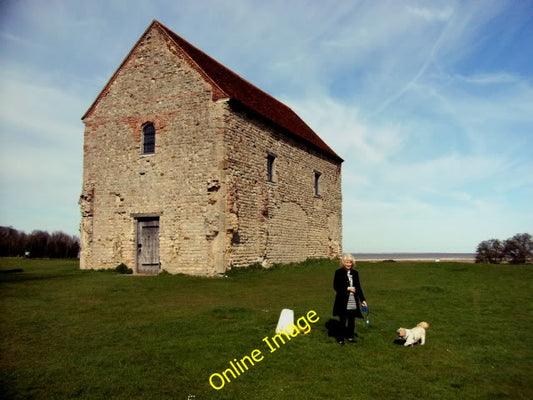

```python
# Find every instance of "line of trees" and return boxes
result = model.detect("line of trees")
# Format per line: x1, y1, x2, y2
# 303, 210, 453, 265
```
475, 233, 532, 264
0, 226, 79, 259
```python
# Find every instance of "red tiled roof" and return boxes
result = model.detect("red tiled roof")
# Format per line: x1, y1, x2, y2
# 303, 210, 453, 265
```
84, 20, 342, 163
156, 21, 342, 163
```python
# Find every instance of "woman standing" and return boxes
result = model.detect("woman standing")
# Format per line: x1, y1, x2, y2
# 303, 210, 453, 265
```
333, 254, 367, 345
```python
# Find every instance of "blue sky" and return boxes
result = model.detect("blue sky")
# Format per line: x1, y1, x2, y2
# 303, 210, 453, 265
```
0, 0, 531, 252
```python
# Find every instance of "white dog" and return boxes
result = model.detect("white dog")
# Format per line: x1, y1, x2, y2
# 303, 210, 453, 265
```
397, 322, 429, 346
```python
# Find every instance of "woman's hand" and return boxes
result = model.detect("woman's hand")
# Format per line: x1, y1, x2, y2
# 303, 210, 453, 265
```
347, 286, 356, 293
361, 301, 368, 307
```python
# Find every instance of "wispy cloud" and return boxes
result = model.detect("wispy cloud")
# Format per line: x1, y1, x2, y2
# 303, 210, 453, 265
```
288, 96, 407, 166
0, 0, 531, 251
454, 72, 521, 85
0, 67, 84, 234
406, 5, 453, 22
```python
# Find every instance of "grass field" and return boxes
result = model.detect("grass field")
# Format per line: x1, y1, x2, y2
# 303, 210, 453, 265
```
1, 257, 532, 400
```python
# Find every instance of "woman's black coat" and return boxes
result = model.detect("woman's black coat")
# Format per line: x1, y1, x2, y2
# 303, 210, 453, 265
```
333, 267, 366, 318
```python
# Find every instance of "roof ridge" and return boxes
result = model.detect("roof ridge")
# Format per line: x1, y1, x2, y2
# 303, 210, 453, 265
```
155, 21, 257, 91
153, 20, 341, 162
155, 20, 285, 105
153, 20, 229, 100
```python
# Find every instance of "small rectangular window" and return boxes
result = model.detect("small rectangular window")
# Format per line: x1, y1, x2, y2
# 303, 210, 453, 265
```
142, 123, 156, 154
267, 153, 276, 183
314, 171, 321, 197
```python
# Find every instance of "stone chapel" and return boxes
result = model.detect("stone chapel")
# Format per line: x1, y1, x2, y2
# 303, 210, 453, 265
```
79, 20, 343, 275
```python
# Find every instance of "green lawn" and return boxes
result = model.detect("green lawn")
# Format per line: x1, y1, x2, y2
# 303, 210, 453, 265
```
1, 257, 532, 399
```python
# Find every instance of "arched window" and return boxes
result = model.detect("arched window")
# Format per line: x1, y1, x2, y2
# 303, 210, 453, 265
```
267, 153, 276, 183
142, 123, 155, 154
314, 171, 321, 197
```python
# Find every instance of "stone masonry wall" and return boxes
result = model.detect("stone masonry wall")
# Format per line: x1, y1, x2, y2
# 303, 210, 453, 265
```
80, 25, 227, 275
80, 24, 342, 276
222, 104, 342, 268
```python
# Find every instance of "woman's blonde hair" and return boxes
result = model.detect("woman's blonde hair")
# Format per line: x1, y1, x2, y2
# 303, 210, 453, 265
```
340, 253, 356, 266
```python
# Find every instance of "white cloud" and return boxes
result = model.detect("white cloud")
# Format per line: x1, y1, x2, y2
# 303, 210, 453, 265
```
0, 0, 531, 252
386, 153, 506, 190
0, 67, 85, 235
455, 72, 521, 85
0, 77, 84, 140
288, 96, 407, 165
406, 5, 454, 22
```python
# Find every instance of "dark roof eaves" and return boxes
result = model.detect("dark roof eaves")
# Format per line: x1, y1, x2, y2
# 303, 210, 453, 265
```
227, 99, 344, 164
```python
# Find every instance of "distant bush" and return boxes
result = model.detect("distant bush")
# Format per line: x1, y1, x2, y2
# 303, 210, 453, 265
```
503, 233, 533, 264
115, 263, 133, 274
475, 239, 505, 264
475, 233, 532, 264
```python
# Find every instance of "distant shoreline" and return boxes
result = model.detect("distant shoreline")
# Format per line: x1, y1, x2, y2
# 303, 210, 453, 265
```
352, 253, 475, 262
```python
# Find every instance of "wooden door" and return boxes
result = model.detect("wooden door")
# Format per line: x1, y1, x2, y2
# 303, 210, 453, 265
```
136, 217, 160, 274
